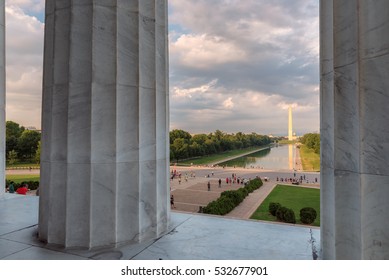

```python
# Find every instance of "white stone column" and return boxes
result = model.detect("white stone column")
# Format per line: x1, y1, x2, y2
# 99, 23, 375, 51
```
0, 1, 4, 198
39, 0, 169, 248
321, 0, 389, 259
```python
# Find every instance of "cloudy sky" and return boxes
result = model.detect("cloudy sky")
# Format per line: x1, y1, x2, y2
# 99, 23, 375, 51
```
6, 0, 319, 136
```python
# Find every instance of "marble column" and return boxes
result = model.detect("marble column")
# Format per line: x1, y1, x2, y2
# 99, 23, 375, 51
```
321, 0, 389, 259
0, 1, 4, 198
39, 0, 170, 248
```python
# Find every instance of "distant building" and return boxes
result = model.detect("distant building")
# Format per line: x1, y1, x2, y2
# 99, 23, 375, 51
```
25, 126, 41, 133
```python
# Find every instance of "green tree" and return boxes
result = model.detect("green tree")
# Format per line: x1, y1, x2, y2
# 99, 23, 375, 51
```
171, 138, 189, 162
301, 133, 320, 154
8, 150, 18, 165
168, 129, 271, 161
189, 142, 204, 157
169, 129, 191, 144
204, 138, 217, 155
35, 141, 41, 163
6, 121, 25, 156
214, 129, 225, 141
17, 130, 41, 160
191, 134, 207, 145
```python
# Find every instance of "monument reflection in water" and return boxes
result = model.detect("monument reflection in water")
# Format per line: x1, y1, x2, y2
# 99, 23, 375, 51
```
221, 144, 296, 170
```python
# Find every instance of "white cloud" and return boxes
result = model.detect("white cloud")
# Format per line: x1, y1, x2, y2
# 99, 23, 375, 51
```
173, 79, 218, 98
170, 34, 247, 69
6, 5, 44, 128
223, 97, 234, 109
7, 0, 45, 13
169, 0, 320, 135
3, 1, 319, 135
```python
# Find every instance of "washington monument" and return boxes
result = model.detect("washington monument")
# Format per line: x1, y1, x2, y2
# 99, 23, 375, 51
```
288, 106, 293, 140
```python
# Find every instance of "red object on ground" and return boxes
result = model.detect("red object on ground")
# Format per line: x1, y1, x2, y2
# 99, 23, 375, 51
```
16, 187, 28, 195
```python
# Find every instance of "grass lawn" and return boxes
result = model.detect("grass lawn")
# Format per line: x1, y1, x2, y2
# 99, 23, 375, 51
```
250, 184, 320, 226
299, 145, 320, 171
176, 146, 268, 166
6, 174, 40, 183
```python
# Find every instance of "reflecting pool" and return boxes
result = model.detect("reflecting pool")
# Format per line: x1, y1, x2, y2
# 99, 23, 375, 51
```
220, 144, 297, 170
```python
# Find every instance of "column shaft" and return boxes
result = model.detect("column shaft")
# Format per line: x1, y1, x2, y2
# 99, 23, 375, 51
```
321, 0, 389, 259
39, 0, 169, 248
0, 0, 4, 198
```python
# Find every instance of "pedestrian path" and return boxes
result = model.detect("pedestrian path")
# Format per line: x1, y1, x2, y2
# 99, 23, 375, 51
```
226, 181, 277, 219
170, 166, 320, 219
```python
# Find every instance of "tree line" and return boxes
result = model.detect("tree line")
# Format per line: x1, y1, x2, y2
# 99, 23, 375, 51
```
170, 129, 271, 162
6, 121, 41, 164
300, 133, 320, 154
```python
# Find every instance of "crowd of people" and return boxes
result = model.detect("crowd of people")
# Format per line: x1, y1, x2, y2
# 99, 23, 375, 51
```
276, 174, 318, 185
5, 182, 30, 195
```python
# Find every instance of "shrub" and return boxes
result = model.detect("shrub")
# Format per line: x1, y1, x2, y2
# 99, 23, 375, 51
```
276, 206, 288, 221
300, 207, 317, 224
283, 208, 296, 224
221, 190, 245, 205
203, 196, 235, 215
202, 178, 263, 215
275, 206, 296, 224
269, 202, 281, 216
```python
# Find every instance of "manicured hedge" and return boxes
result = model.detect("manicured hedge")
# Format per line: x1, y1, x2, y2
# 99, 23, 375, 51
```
269, 202, 315, 224
300, 207, 317, 224
269, 202, 282, 216
275, 205, 296, 224
202, 178, 263, 215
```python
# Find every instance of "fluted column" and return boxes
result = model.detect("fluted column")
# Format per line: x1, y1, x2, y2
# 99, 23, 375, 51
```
321, 0, 389, 259
0, 1, 4, 198
39, 0, 169, 248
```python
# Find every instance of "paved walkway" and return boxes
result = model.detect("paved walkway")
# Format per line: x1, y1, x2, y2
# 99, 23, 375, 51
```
5, 157, 317, 220
0, 195, 320, 260
170, 165, 320, 219
226, 181, 276, 219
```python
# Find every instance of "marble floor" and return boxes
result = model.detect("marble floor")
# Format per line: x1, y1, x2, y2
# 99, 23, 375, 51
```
0, 194, 320, 260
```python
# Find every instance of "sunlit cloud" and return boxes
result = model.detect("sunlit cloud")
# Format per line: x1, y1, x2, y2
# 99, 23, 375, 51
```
6, 4, 44, 128
171, 34, 247, 69
169, 0, 319, 135
5, 1, 319, 136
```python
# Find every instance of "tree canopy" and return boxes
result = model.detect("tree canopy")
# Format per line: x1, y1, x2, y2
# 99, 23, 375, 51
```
300, 133, 320, 154
169, 129, 271, 162
6, 121, 41, 162
6, 121, 25, 155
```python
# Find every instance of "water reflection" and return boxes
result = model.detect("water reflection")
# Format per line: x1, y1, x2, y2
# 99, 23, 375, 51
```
289, 144, 293, 170
220, 144, 296, 170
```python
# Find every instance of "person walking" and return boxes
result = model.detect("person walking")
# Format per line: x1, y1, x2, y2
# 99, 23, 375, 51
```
207, 181, 211, 191
170, 194, 176, 209
218, 178, 221, 188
